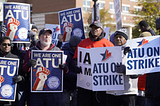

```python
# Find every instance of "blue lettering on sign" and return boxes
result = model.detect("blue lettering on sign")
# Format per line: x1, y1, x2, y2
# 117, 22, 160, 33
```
127, 47, 160, 58
127, 58, 160, 70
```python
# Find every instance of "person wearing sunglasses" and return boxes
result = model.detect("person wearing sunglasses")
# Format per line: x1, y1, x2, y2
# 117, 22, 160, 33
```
0, 36, 25, 106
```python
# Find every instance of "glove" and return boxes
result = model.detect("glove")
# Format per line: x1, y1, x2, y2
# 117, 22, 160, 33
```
124, 47, 131, 55
116, 65, 126, 74
75, 66, 82, 74
27, 59, 36, 67
0, 25, 7, 34
28, 30, 37, 42
13, 75, 25, 83
59, 64, 67, 70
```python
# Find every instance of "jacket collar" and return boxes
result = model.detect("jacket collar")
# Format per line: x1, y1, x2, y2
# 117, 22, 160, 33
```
89, 31, 105, 41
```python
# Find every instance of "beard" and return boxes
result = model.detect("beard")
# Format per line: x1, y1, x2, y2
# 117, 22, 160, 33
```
40, 37, 52, 46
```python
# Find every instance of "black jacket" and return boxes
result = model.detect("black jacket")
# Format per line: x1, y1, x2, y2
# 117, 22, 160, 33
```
145, 72, 160, 98
62, 43, 77, 91
0, 50, 18, 58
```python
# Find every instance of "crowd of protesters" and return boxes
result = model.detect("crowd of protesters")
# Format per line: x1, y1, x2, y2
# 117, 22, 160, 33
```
0, 17, 160, 106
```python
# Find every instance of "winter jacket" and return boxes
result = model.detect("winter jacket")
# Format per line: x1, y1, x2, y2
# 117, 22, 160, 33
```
106, 43, 138, 95
73, 31, 114, 59
22, 41, 60, 73
138, 74, 146, 91
62, 43, 77, 91
0, 50, 18, 58
145, 72, 160, 98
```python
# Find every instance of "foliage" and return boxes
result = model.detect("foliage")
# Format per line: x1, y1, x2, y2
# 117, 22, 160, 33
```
132, 0, 160, 38
87, 8, 114, 28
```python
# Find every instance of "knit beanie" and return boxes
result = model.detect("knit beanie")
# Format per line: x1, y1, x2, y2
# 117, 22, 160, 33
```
69, 36, 82, 47
115, 28, 128, 40
155, 17, 160, 26
31, 25, 38, 30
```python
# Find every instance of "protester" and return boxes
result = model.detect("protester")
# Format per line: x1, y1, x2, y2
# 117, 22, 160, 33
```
73, 21, 114, 106
59, 35, 82, 106
135, 32, 152, 106
155, 17, 160, 35
106, 28, 138, 106
29, 24, 39, 47
138, 20, 156, 36
22, 28, 63, 106
0, 36, 24, 106
144, 18, 160, 106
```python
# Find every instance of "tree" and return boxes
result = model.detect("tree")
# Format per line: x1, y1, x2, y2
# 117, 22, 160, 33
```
84, 8, 114, 38
132, 0, 160, 38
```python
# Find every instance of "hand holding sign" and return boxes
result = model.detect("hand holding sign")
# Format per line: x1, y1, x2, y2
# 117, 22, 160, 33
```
0, 75, 4, 87
6, 18, 20, 40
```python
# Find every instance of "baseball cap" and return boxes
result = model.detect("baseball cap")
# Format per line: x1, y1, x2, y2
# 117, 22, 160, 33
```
38, 28, 52, 36
89, 21, 102, 28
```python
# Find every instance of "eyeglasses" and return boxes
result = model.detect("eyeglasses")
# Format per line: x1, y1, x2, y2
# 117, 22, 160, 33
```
2, 43, 11, 46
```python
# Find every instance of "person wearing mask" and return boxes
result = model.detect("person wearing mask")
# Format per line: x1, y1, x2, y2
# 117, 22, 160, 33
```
106, 28, 138, 106
73, 21, 114, 106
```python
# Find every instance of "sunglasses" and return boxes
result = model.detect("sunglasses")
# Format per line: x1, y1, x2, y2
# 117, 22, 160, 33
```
2, 43, 11, 46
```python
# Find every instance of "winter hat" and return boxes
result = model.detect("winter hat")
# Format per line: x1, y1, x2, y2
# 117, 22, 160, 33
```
39, 28, 52, 36
31, 25, 38, 30
155, 17, 160, 26
89, 21, 102, 29
115, 28, 128, 40
139, 20, 149, 27
69, 36, 82, 47
109, 33, 116, 45
139, 32, 152, 37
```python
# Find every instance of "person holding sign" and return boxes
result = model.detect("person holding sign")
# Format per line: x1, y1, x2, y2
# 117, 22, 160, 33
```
106, 28, 138, 106
22, 28, 62, 106
0, 36, 24, 106
73, 21, 114, 106
144, 18, 160, 106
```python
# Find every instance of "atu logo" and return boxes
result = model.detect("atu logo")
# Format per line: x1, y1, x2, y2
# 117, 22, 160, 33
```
137, 39, 149, 47
101, 49, 111, 61
53, 26, 60, 33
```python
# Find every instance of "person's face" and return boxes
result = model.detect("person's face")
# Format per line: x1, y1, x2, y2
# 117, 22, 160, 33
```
32, 28, 38, 39
114, 35, 127, 46
0, 39, 11, 54
91, 25, 102, 39
39, 31, 52, 46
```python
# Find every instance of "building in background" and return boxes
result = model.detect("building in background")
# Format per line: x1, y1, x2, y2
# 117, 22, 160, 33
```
0, 0, 141, 39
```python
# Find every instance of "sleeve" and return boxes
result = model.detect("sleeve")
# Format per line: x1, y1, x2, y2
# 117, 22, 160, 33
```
22, 49, 31, 73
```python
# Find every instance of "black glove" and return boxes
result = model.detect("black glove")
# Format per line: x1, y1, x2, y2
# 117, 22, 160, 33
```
75, 66, 82, 74
116, 65, 126, 74
13, 75, 25, 83
124, 47, 131, 55
27, 59, 36, 67
59, 64, 67, 70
